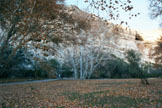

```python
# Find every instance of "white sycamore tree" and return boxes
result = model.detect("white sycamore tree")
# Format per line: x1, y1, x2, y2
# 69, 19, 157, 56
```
55, 22, 112, 79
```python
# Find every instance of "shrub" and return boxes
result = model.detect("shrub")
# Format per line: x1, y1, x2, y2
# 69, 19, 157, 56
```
0, 47, 32, 78
32, 58, 60, 79
146, 67, 162, 78
135, 32, 143, 41
61, 64, 73, 78
91, 58, 138, 79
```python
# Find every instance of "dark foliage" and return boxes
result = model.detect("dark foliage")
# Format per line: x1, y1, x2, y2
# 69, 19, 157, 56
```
0, 47, 32, 78
135, 32, 143, 41
91, 58, 141, 79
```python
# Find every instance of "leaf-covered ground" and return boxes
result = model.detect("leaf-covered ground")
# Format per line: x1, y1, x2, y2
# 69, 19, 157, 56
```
0, 79, 162, 108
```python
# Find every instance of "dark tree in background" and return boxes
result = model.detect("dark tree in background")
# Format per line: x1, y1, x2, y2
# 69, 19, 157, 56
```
0, 47, 32, 78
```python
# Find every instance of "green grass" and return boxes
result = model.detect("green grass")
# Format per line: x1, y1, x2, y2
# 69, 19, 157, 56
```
63, 90, 109, 100
63, 91, 152, 107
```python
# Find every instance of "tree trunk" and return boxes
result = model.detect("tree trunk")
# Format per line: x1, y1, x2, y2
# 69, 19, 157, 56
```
80, 46, 83, 79
139, 70, 149, 85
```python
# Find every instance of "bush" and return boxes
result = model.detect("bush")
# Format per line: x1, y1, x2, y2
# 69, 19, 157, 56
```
135, 32, 143, 41
91, 54, 153, 79
146, 67, 162, 78
0, 47, 32, 78
32, 59, 60, 79
61, 64, 73, 78
91, 58, 141, 79
32, 58, 74, 79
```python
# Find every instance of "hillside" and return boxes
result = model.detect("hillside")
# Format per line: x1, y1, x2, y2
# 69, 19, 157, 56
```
1, 4, 161, 79
26, 5, 159, 63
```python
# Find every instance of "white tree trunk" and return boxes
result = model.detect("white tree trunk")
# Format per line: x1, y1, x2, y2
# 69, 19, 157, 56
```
79, 45, 83, 79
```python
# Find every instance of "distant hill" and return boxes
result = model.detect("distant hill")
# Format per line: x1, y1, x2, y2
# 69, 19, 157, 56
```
25, 5, 161, 63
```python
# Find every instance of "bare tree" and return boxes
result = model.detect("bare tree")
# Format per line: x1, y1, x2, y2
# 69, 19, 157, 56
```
57, 44, 107, 79
54, 22, 111, 79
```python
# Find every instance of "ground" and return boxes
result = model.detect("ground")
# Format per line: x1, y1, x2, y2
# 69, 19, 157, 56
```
0, 79, 162, 108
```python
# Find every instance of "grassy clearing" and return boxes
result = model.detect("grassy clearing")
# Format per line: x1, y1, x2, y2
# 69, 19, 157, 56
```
0, 79, 162, 108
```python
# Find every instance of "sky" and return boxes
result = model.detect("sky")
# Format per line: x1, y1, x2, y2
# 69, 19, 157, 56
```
65, 0, 160, 31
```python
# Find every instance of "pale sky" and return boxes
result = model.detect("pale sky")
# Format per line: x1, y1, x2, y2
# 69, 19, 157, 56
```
65, 0, 160, 31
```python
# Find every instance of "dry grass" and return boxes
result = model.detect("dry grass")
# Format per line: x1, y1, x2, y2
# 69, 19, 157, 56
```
0, 79, 162, 108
